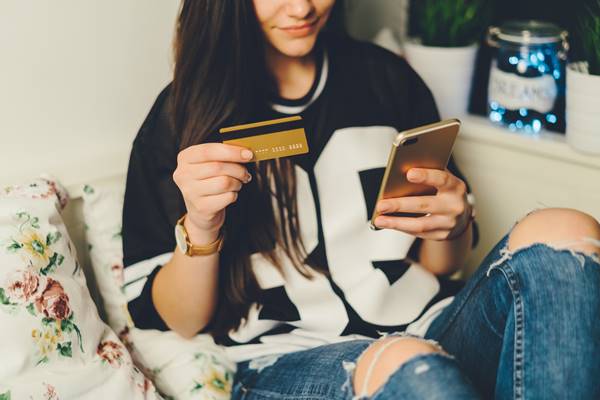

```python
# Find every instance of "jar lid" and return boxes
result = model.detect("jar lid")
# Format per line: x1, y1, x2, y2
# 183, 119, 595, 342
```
495, 20, 566, 45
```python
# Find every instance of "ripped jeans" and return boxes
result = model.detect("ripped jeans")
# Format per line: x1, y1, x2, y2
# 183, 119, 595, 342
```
232, 233, 600, 399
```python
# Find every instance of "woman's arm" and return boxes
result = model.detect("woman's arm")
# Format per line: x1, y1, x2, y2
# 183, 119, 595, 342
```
418, 220, 472, 276
152, 224, 221, 338
373, 167, 474, 276
379, 55, 475, 274
152, 143, 253, 338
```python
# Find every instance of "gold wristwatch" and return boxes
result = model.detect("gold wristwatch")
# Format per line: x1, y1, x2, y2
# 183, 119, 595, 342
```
174, 214, 225, 256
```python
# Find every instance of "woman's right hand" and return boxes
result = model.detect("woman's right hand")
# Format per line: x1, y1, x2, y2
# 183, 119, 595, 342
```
172, 143, 254, 241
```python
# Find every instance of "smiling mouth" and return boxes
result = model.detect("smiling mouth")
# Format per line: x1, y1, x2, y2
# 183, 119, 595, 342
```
280, 17, 320, 31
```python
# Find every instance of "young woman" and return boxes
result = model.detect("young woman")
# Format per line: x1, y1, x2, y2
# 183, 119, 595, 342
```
122, 1, 600, 398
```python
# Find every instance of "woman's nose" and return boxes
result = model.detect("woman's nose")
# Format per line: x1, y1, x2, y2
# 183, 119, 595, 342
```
285, 0, 315, 20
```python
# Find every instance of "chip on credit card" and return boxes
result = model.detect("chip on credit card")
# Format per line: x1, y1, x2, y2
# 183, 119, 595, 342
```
219, 116, 309, 161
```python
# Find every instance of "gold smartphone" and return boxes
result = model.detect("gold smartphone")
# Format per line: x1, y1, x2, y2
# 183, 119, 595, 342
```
369, 118, 461, 230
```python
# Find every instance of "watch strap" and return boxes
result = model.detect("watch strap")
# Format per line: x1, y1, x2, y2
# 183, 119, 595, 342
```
176, 214, 225, 256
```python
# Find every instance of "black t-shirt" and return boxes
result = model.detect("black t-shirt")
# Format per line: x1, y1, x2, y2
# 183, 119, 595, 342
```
122, 33, 477, 362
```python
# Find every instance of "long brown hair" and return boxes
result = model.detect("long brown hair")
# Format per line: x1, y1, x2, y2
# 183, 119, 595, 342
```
170, 1, 343, 339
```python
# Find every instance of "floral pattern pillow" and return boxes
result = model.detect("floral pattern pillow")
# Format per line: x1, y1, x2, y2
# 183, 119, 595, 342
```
81, 183, 235, 400
0, 176, 161, 400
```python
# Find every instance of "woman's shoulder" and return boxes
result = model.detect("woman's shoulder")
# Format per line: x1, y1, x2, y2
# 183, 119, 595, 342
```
324, 33, 428, 98
133, 83, 178, 150
324, 33, 435, 123
326, 33, 416, 76
130, 83, 179, 167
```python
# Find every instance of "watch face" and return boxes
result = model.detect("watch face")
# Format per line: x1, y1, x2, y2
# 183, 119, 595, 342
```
174, 224, 188, 254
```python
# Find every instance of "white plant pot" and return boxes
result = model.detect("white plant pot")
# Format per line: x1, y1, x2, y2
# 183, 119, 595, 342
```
403, 41, 478, 120
566, 65, 600, 155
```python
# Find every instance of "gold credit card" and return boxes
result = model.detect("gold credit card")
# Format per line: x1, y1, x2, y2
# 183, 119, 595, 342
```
219, 116, 309, 161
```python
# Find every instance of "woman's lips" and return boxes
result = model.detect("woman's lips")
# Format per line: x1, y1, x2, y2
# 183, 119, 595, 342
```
279, 18, 319, 38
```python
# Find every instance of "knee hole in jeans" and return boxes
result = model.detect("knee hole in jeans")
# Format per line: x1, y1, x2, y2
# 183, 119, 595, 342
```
507, 208, 600, 257
353, 337, 443, 397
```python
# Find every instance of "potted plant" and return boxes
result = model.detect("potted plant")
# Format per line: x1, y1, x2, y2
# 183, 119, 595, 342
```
566, 0, 600, 155
404, 0, 493, 119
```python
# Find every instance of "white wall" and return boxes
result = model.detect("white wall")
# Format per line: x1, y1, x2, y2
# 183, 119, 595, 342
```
344, 0, 409, 47
0, 1, 179, 188
0, 0, 412, 189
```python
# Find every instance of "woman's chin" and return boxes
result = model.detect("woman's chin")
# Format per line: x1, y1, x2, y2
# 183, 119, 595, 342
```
271, 36, 318, 59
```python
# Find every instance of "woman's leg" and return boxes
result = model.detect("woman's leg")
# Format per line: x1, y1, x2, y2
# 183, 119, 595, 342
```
232, 337, 481, 399
425, 208, 600, 399
232, 340, 370, 400
351, 336, 481, 399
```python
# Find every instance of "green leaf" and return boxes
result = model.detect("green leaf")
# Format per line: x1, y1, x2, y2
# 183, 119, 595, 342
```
211, 378, 226, 390
6, 240, 22, 252
26, 302, 36, 316
73, 323, 84, 352
73, 261, 80, 276
30, 217, 40, 229
42, 317, 54, 326
46, 231, 62, 246
36, 356, 49, 366
0, 390, 11, 400
41, 253, 59, 275
61, 318, 73, 333
0, 288, 10, 306
191, 381, 204, 393
416, 0, 492, 46
58, 341, 73, 357
579, 0, 600, 75
31, 240, 45, 255
83, 184, 95, 195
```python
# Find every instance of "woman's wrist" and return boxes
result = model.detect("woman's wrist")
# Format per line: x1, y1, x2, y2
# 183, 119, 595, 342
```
448, 202, 475, 241
183, 216, 222, 246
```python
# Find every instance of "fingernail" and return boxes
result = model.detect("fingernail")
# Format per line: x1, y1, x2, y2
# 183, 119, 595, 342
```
245, 173, 252, 183
242, 150, 254, 160
407, 169, 421, 181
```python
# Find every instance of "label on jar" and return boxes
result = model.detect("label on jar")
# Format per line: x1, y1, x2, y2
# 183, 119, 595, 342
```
488, 65, 557, 113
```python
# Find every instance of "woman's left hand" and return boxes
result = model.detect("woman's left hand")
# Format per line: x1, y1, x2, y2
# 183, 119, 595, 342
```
373, 168, 472, 241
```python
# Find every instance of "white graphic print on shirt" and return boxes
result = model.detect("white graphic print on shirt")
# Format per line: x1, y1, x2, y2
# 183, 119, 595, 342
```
227, 127, 441, 360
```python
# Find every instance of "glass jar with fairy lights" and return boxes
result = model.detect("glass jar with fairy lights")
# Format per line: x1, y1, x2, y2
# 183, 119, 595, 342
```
487, 20, 569, 134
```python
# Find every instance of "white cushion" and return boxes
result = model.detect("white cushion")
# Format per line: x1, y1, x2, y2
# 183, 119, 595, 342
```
81, 182, 235, 400
0, 175, 160, 399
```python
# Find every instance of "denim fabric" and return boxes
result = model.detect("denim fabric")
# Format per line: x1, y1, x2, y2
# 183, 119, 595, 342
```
233, 341, 479, 400
425, 233, 600, 400
232, 233, 600, 399
234, 340, 371, 399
